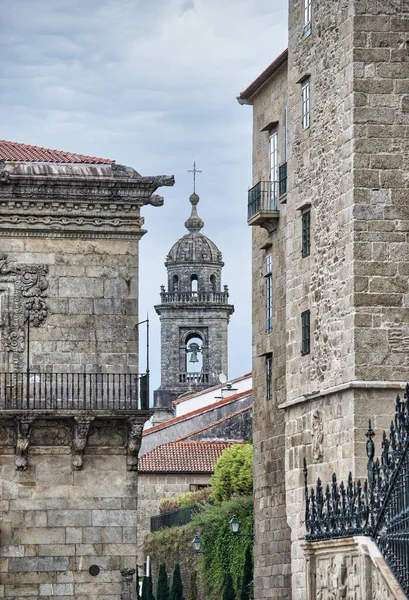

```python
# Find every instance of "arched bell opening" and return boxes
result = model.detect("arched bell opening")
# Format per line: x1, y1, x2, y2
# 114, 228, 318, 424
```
185, 331, 203, 373
190, 274, 198, 296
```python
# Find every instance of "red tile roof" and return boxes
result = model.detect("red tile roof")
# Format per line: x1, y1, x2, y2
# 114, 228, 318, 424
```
0, 140, 114, 164
138, 441, 237, 473
237, 48, 288, 104
143, 389, 253, 436
173, 405, 253, 442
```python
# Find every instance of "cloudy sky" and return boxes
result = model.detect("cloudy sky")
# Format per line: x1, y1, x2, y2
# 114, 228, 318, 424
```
1, 0, 287, 393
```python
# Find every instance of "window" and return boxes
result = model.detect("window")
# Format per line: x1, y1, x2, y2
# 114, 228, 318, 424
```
302, 80, 310, 130
265, 253, 273, 334
191, 274, 198, 295
302, 210, 311, 257
301, 310, 311, 355
189, 483, 210, 492
266, 354, 272, 401
210, 274, 216, 293
172, 275, 179, 291
269, 131, 278, 208
304, 0, 312, 37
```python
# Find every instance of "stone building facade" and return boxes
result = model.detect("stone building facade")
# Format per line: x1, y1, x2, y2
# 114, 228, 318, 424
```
154, 192, 234, 408
238, 1, 409, 598
0, 140, 174, 599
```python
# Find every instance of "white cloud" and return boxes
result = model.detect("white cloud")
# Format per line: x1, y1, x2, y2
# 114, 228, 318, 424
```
0, 0, 288, 390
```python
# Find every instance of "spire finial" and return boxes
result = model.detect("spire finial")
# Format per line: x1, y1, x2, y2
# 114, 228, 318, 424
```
187, 160, 202, 194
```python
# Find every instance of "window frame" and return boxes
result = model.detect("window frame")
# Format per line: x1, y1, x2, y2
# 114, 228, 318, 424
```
301, 310, 311, 356
304, 0, 312, 37
301, 80, 310, 130
269, 130, 279, 207
302, 209, 311, 258
266, 354, 273, 401
265, 253, 273, 335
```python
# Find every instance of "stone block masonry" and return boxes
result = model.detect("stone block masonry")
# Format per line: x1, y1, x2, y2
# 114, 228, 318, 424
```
0, 417, 145, 600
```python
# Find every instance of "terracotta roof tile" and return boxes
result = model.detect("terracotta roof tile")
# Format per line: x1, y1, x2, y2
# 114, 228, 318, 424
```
138, 441, 237, 473
143, 389, 252, 436
0, 140, 114, 164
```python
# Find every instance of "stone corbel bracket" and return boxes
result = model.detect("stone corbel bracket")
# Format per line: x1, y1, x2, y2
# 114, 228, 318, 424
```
15, 417, 34, 471
126, 418, 144, 471
72, 417, 94, 471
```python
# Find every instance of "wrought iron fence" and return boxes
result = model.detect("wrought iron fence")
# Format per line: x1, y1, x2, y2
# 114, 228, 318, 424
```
304, 384, 409, 596
150, 505, 200, 532
247, 181, 278, 218
0, 371, 149, 411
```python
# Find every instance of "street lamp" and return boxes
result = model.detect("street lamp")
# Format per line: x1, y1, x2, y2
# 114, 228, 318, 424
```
229, 515, 241, 535
229, 515, 254, 539
192, 534, 203, 553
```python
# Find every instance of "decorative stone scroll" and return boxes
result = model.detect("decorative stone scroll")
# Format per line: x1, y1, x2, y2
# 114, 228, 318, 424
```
311, 410, 324, 463
0, 253, 48, 370
126, 419, 144, 471
72, 417, 94, 471
15, 417, 33, 470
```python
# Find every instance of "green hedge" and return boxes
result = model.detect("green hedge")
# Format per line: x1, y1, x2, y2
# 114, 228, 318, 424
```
146, 495, 253, 600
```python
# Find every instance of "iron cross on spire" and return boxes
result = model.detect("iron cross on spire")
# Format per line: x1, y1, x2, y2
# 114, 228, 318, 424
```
188, 161, 202, 193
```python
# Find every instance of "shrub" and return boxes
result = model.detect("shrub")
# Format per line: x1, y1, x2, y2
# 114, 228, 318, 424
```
210, 444, 253, 502
223, 573, 236, 600
156, 563, 170, 600
170, 562, 184, 600
159, 487, 212, 515
187, 571, 198, 600
239, 546, 253, 600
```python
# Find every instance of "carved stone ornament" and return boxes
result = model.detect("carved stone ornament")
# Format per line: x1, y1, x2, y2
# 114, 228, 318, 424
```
126, 419, 144, 471
316, 555, 358, 600
312, 410, 324, 463
121, 568, 136, 600
0, 253, 48, 369
0, 424, 16, 445
72, 417, 94, 470
15, 418, 33, 471
87, 424, 127, 447
31, 424, 71, 446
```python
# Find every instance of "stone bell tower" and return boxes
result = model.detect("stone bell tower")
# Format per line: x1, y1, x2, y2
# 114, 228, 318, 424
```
154, 191, 234, 408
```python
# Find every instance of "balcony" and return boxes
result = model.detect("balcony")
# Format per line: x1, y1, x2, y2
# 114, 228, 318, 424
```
247, 181, 280, 233
0, 371, 150, 412
160, 291, 229, 304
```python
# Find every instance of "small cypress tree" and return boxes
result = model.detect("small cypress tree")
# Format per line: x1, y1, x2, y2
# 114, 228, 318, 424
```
222, 572, 236, 600
240, 546, 253, 600
156, 563, 170, 600
141, 575, 155, 600
170, 563, 184, 600
187, 571, 198, 600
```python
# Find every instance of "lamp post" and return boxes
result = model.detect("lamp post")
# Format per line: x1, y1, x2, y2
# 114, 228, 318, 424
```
229, 515, 254, 539
192, 533, 204, 553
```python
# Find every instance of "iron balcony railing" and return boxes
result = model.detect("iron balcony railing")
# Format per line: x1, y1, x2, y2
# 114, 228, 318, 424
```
151, 505, 200, 532
304, 385, 409, 596
160, 291, 229, 304
247, 181, 278, 219
279, 163, 287, 197
179, 372, 209, 385
0, 371, 149, 411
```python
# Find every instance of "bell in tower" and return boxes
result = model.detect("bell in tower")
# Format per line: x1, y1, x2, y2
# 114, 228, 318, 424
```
153, 187, 234, 408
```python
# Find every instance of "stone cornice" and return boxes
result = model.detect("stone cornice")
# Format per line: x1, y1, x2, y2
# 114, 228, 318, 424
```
0, 163, 174, 237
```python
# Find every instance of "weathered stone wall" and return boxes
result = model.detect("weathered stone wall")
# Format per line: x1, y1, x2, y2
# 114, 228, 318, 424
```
250, 61, 292, 599
136, 472, 210, 566
304, 536, 406, 600
0, 237, 138, 374
352, 2, 409, 382
0, 417, 142, 600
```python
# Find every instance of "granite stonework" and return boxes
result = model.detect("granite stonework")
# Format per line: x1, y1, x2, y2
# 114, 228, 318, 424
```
240, 0, 409, 598
304, 537, 406, 600
154, 193, 234, 407
0, 157, 174, 599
